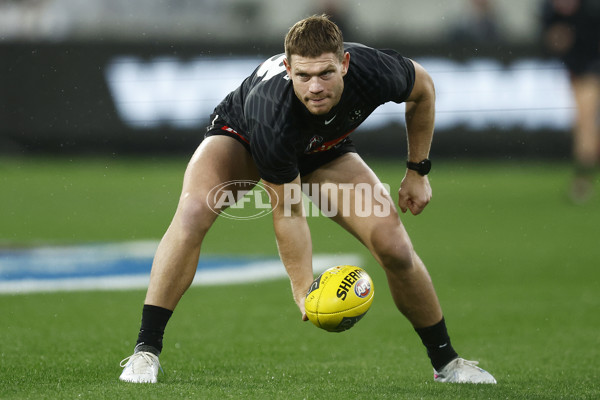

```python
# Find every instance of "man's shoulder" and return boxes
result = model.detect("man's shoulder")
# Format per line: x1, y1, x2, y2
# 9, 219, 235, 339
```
243, 65, 296, 134
343, 43, 415, 104
245, 55, 292, 104
345, 42, 404, 66
245, 73, 294, 118
345, 42, 401, 57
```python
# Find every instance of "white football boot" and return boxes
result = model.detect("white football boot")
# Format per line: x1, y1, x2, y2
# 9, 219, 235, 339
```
119, 351, 161, 383
434, 358, 497, 384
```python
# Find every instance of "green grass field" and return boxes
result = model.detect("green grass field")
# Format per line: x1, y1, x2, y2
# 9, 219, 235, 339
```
1, 156, 599, 399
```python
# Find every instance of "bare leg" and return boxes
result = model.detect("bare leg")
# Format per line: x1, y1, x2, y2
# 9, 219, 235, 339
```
571, 75, 600, 168
303, 153, 442, 328
569, 75, 600, 202
145, 136, 259, 310
119, 136, 260, 383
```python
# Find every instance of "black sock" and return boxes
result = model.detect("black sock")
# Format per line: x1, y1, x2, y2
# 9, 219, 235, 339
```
415, 317, 459, 371
135, 304, 173, 356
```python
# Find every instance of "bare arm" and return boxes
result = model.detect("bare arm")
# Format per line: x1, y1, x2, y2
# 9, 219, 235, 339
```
398, 59, 435, 215
263, 175, 313, 320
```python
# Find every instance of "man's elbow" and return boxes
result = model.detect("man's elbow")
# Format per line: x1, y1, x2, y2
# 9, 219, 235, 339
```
408, 60, 435, 103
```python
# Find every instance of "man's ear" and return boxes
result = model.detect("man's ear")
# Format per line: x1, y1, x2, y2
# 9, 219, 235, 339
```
341, 52, 350, 76
283, 57, 292, 77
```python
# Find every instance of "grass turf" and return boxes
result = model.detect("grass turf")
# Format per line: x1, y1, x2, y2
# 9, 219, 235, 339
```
0, 156, 599, 399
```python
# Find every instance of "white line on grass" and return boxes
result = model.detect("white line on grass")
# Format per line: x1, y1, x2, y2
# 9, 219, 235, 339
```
0, 241, 362, 294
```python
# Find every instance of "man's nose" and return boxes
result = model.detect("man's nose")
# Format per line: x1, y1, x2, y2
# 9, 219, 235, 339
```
309, 77, 323, 93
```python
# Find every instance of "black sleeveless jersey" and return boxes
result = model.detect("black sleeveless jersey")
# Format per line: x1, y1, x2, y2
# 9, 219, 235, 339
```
213, 42, 415, 184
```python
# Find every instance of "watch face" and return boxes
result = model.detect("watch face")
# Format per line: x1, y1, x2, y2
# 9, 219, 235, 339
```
408, 159, 431, 175
420, 159, 431, 175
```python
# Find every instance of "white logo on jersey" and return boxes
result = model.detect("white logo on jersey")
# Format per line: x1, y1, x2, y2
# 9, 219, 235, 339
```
324, 115, 337, 125
256, 54, 287, 82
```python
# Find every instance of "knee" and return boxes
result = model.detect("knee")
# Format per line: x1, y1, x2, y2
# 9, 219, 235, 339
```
370, 227, 415, 273
173, 196, 217, 245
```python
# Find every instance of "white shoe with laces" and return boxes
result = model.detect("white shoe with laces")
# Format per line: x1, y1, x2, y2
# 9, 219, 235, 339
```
119, 351, 161, 383
434, 358, 497, 384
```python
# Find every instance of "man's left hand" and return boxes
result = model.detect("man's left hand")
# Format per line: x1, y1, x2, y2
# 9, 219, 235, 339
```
398, 171, 432, 215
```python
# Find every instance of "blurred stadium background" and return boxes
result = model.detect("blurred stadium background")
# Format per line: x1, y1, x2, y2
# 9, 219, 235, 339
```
1, 2, 599, 398
0, 0, 574, 158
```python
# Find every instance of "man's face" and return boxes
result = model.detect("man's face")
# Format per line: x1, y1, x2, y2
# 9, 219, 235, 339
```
284, 52, 350, 115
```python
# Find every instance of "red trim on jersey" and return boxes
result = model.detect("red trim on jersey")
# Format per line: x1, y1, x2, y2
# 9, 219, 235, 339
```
221, 125, 249, 144
307, 129, 355, 154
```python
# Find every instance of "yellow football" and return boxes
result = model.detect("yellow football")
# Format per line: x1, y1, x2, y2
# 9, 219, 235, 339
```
304, 265, 374, 332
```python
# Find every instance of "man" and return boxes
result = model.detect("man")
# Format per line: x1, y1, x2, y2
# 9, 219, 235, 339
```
119, 15, 496, 384
542, 0, 600, 203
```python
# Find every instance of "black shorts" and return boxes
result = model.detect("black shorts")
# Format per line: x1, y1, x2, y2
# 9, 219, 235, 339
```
564, 56, 600, 77
204, 114, 357, 177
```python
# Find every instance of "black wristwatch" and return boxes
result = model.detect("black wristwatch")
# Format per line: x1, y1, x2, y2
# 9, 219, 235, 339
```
406, 159, 432, 176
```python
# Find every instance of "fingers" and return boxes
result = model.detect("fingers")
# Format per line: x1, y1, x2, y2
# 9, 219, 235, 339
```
405, 201, 421, 215
398, 173, 432, 215
398, 197, 428, 215
398, 193, 409, 214
295, 296, 308, 321
409, 201, 425, 215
